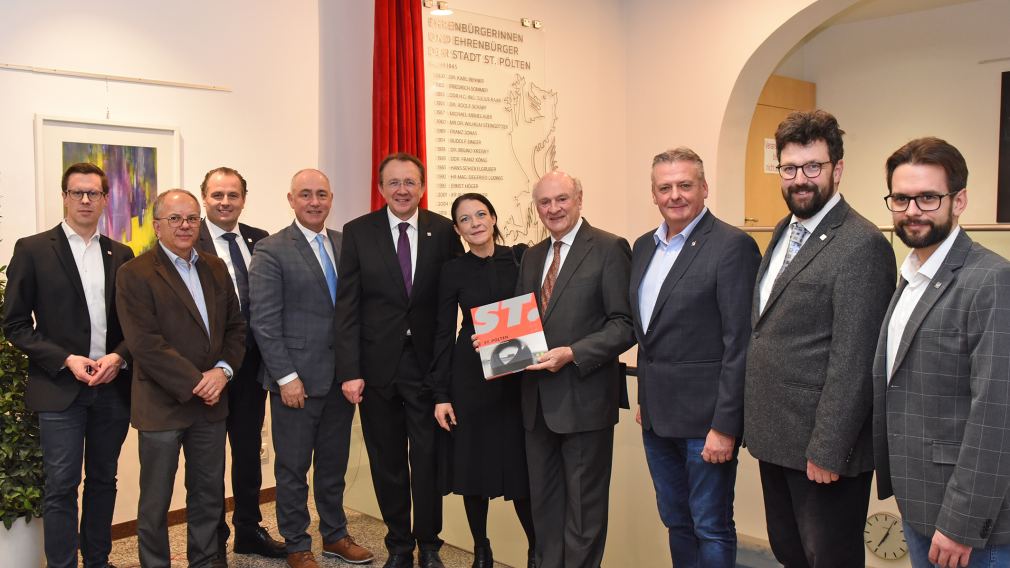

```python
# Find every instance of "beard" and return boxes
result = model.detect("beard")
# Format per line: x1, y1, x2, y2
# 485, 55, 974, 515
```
895, 214, 953, 250
784, 179, 834, 219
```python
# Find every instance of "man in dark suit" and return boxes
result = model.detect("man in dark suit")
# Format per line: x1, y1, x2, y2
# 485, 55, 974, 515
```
517, 170, 635, 567
249, 169, 373, 568
336, 153, 463, 568
873, 137, 1010, 568
195, 167, 284, 561
630, 148, 760, 567
116, 189, 246, 568
2, 162, 133, 568
744, 110, 896, 567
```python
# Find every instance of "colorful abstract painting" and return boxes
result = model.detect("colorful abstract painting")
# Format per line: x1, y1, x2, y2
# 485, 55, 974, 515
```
62, 142, 158, 254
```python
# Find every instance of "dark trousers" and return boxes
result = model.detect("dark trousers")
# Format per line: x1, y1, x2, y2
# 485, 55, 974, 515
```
37, 384, 130, 568
217, 364, 267, 544
525, 399, 614, 568
758, 460, 872, 568
270, 385, 354, 552
137, 418, 226, 568
642, 429, 738, 568
359, 345, 443, 554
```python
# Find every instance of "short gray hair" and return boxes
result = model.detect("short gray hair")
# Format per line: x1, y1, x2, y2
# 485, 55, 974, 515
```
652, 147, 705, 181
153, 189, 200, 218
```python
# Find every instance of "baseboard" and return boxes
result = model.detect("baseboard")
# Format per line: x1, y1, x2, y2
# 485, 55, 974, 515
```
111, 486, 277, 541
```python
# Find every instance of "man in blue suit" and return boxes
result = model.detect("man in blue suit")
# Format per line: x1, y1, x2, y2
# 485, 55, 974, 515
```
630, 147, 760, 567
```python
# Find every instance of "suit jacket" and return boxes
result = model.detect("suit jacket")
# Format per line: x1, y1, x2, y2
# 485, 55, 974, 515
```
116, 245, 246, 431
873, 231, 1010, 547
631, 211, 760, 439
517, 220, 635, 434
248, 222, 342, 396
334, 207, 463, 387
744, 196, 895, 475
196, 220, 269, 381
2, 224, 134, 412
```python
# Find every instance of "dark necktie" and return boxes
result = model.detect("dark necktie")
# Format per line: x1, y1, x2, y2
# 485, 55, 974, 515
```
397, 222, 413, 297
221, 232, 250, 319
541, 241, 563, 308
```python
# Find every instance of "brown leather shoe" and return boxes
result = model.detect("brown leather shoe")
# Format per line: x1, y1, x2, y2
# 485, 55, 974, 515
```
322, 535, 375, 564
286, 550, 320, 568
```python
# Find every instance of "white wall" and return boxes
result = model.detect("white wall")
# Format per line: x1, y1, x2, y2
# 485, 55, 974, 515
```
787, 0, 1010, 226
0, 0, 324, 523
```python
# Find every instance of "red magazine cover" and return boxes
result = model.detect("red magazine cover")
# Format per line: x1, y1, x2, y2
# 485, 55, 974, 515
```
471, 292, 549, 380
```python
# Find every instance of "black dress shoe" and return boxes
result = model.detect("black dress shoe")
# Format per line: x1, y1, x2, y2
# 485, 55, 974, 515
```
382, 552, 413, 568
419, 549, 446, 568
234, 525, 287, 558
472, 543, 493, 568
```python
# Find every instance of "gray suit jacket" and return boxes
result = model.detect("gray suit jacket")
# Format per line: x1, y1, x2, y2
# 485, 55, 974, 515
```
631, 211, 760, 439
517, 220, 635, 434
873, 230, 1010, 547
248, 222, 342, 396
745, 196, 896, 475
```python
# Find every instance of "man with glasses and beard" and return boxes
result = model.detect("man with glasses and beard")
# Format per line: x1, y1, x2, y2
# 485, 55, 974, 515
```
872, 137, 1010, 568
744, 110, 896, 567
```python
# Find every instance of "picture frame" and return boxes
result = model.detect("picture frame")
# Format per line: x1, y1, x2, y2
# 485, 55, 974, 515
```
33, 115, 181, 253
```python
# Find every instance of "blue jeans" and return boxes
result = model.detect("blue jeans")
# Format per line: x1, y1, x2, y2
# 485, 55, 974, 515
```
904, 521, 1010, 568
37, 384, 130, 568
642, 428, 738, 568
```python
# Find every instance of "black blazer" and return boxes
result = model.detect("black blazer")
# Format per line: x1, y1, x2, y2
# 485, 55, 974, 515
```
2, 224, 134, 412
630, 211, 760, 439
516, 220, 635, 434
196, 220, 269, 379
334, 207, 463, 387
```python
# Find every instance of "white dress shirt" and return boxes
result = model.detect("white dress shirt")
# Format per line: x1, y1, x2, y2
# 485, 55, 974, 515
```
62, 221, 107, 360
206, 220, 252, 306
886, 225, 961, 381
541, 217, 584, 286
387, 207, 419, 276
638, 209, 708, 331
277, 220, 338, 387
758, 192, 842, 314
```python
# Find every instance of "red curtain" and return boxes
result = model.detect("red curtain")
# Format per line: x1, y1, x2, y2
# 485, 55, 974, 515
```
371, 0, 427, 211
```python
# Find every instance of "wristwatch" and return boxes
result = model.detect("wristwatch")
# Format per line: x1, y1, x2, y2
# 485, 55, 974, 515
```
218, 366, 233, 381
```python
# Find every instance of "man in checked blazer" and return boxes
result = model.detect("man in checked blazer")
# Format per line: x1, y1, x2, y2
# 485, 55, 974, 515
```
873, 138, 1010, 568
744, 110, 896, 567
249, 169, 373, 568
517, 170, 635, 568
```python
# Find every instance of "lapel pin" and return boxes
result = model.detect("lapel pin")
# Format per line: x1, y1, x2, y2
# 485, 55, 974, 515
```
934, 281, 942, 288
690, 240, 697, 247
247, 238, 253, 243
426, 231, 432, 237
106, 250, 112, 255
819, 234, 826, 241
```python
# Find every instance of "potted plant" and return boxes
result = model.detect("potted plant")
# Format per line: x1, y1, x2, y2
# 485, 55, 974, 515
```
0, 264, 44, 565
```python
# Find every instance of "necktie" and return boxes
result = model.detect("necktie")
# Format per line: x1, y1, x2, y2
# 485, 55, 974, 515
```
397, 222, 413, 297
777, 222, 808, 278
541, 241, 563, 309
221, 233, 250, 319
315, 234, 338, 305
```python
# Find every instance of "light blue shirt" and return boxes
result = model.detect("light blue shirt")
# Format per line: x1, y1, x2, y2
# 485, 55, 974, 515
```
159, 243, 233, 377
638, 208, 708, 332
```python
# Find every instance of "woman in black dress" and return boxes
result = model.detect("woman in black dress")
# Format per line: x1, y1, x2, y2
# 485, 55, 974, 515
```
428, 193, 534, 568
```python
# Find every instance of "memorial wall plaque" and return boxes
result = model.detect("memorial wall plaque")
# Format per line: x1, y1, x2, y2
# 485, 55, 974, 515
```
423, 9, 557, 244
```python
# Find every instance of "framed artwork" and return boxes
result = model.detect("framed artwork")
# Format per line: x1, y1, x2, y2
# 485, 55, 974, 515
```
998, 72, 1010, 222
34, 115, 181, 254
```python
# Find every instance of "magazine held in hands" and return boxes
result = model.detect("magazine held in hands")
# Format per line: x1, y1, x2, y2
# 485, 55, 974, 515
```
471, 292, 549, 379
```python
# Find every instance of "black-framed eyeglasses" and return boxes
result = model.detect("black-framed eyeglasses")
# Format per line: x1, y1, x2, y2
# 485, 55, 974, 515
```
64, 190, 106, 201
155, 215, 201, 227
776, 161, 832, 180
884, 190, 962, 212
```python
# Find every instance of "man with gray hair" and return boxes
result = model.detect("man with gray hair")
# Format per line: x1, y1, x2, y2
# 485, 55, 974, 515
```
631, 148, 760, 567
116, 189, 246, 568
517, 170, 635, 567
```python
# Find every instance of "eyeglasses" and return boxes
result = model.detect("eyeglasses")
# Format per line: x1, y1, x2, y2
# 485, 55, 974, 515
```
64, 190, 106, 201
155, 215, 201, 227
776, 161, 832, 180
384, 178, 420, 190
884, 190, 961, 212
